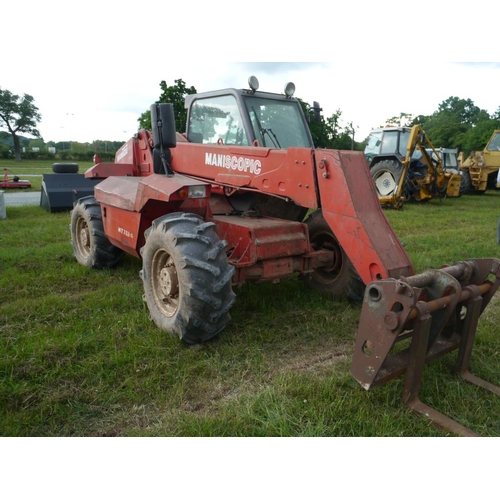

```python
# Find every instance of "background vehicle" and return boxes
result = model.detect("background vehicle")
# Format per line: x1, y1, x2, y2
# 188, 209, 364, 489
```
460, 130, 500, 193
69, 77, 500, 435
426, 147, 471, 195
364, 126, 462, 208
40, 162, 101, 212
1, 168, 31, 189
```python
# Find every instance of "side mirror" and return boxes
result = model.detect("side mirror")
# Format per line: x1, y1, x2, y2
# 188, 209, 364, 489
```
151, 103, 177, 149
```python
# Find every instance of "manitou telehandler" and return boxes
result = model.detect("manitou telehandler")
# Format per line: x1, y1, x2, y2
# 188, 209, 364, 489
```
70, 77, 500, 436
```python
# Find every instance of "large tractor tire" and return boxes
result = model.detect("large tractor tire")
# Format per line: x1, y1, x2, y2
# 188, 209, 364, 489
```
459, 169, 472, 194
300, 210, 365, 301
140, 212, 236, 344
371, 160, 411, 200
70, 196, 124, 269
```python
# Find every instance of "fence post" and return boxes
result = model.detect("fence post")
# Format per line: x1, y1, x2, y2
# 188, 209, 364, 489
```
0, 191, 6, 219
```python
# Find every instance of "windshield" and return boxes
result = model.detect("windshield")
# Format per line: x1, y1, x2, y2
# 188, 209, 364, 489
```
365, 129, 425, 162
243, 95, 312, 148
487, 132, 500, 151
364, 131, 383, 162
442, 151, 458, 168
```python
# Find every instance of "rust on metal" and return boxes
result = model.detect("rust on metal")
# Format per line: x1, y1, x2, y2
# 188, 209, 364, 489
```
351, 258, 500, 436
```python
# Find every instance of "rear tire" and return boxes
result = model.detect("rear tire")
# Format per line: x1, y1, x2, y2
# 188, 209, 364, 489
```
70, 196, 124, 269
300, 210, 364, 300
140, 212, 236, 344
371, 160, 411, 201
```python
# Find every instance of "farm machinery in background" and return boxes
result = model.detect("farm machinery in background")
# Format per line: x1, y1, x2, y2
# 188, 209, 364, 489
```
0, 168, 31, 189
459, 130, 500, 193
364, 126, 463, 208
69, 77, 500, 436
40, 162, 102, 212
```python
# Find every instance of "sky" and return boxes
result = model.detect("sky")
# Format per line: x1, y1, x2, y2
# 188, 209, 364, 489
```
2, 2, 500, 147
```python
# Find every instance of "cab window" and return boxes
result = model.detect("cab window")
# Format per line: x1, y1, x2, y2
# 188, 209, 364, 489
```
243, 95, 312, 148
380, 131, 399, 155
487, 132, 500, 151
188, 95, 248, 146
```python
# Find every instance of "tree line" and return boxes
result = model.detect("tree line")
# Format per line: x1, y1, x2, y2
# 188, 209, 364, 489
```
1, 81, 500, 162
386, 97, 500, 154
0, 132, 123, 161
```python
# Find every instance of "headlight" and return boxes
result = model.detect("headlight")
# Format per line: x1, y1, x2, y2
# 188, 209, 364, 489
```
188, 185, 207, 198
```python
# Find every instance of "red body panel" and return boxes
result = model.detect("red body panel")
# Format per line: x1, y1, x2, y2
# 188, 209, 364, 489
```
313, 150, 413, 282
171, 142, 320, 210
214, 215, 311, 282
94, 174, 210, 256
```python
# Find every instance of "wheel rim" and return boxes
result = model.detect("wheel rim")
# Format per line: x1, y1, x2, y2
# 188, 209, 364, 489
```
373, 170, 398, 196
311, 231, 343, 285
151, 249, 179, 317
75, 216, 91, 259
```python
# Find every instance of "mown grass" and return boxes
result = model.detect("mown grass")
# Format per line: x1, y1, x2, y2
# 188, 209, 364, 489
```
1, 191, 500, 437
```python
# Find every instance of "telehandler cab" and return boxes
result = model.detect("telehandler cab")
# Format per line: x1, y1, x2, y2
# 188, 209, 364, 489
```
70, 77, 500, 436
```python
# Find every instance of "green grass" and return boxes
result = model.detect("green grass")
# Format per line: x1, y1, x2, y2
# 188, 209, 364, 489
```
1, 193, 500, 436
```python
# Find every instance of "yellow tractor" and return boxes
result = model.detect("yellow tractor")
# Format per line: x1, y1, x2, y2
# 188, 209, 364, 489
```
460, 130, 500, 193
364, 125, 463, 208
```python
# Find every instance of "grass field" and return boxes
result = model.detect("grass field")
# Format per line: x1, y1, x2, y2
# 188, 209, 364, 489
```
1, 162, 500, 437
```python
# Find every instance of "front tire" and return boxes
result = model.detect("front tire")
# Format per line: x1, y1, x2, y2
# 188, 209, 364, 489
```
140, 212, 236, 344
459, 169, 472, 194
300, 210, 364, 300
70, 196, 124, 269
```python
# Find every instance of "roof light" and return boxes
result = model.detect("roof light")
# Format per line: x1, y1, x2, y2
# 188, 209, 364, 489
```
248, 76, 259, 92
284, 82, 295, 97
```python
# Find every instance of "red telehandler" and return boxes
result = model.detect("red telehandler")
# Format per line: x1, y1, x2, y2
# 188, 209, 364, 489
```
70, 77, 500, 436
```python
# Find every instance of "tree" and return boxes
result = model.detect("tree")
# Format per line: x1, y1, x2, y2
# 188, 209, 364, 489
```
344, 121, 359, 150
415, 97, 495, 153
138, 79, 197, 132
492, 106, 500, 123
324, 109, 343, 148
0, 88, 42, 161
298, 99, 348, 149
298, 99, 328, 147
437, 96, 482, 126
385, 112, 414, 127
